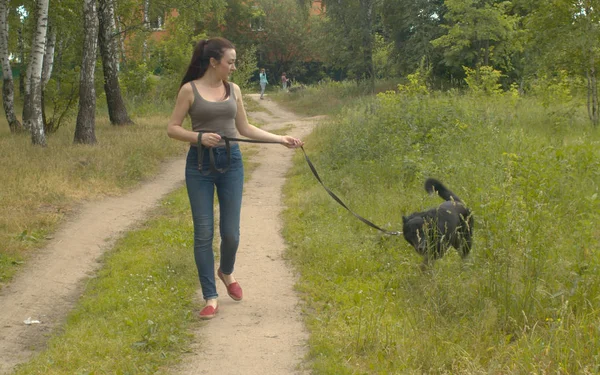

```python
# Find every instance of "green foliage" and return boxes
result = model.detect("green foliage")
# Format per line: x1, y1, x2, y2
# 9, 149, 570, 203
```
382, 0, 446, 76
529, 70, 577, 108
43, 69, 80, 134
230, 44, 258, 90
120, 63, 157, 99
463, 65, 503, 95
312, 0, 379, 81
528, 70, 583, 128
431, 0, 522, 76
147, 18, 203, 78
372, 33, 397, 79
396, 58, 431, 97
254, 0, 312, 79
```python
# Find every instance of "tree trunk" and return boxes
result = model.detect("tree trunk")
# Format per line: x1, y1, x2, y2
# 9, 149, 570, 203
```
24, 0, 49, 146
98, 0, 132, 125
74, 0, 98, 144
0, 0, 23, 133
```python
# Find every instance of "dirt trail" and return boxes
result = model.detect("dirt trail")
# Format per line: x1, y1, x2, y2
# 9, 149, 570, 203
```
0, 94, 318, 374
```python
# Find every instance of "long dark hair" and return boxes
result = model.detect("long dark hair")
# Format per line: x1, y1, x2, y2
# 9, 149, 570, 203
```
180, 37, 235, 93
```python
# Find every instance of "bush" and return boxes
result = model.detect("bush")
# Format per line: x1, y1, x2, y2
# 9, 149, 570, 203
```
464, 65, 503, 95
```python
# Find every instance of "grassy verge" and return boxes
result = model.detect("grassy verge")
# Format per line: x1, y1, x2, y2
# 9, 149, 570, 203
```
13, 188, 200, 374
282, 88, 600, 373
273, 79, 398, 116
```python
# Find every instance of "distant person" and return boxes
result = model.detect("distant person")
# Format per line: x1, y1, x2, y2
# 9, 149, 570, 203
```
259, 68, 268, 99
167, 37, 304, 320
281, 72, 288, 91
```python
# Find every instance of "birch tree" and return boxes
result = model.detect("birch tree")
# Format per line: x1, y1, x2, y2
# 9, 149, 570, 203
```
0, 0, 22, 132
73, 0, 98, 144
98, 0, 132, 125
41, 22, 55, 130
24, 0, 49, 146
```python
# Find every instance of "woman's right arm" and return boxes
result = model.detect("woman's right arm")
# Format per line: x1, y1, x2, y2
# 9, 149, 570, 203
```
167, 83, 199, 144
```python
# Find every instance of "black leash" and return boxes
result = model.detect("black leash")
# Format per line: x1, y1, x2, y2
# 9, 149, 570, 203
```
197, 132, 401, 236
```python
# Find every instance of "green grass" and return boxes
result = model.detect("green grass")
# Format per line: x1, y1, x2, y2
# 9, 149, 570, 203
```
273, 79, 398, 116
13, 188, 200, 374
281, 88, 600, 373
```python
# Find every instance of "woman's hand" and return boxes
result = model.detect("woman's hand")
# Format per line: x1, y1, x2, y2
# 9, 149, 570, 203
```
200, 132, 222, 147
280, 135, 304, 149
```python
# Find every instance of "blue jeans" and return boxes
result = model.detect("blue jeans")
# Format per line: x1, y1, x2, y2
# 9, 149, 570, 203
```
185, 144, 244, 300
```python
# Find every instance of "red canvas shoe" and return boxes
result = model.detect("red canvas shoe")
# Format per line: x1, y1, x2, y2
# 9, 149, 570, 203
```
199, 304, 219, 320
217, 268, 243, 301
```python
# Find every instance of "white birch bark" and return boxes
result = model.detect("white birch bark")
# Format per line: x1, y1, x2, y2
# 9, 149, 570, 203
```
25, 0, 49, 146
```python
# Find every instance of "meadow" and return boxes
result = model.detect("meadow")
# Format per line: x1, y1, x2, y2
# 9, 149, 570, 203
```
280, 84, 600, 373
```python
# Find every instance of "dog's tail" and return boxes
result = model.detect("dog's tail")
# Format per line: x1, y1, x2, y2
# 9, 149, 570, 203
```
424, 178, 463, 203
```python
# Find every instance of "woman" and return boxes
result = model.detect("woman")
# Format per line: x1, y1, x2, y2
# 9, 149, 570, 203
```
167, 37, 303, 319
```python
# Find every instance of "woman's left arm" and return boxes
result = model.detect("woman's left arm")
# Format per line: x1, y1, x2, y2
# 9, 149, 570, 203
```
233, 84, 303, 148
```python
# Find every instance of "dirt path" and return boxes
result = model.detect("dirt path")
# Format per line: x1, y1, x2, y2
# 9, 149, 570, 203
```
0, 94, 318, 374
0, 158, 187, 373
172, 94, 319, 375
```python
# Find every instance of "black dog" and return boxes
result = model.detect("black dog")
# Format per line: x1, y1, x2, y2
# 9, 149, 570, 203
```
402, 178, 474, 268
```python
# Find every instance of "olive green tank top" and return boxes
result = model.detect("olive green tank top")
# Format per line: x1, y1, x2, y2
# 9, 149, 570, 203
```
189, 81, 238, 147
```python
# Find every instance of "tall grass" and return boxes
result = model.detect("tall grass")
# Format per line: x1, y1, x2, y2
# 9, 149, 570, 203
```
282, 87, 600, 373
275, 79, 399, 116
